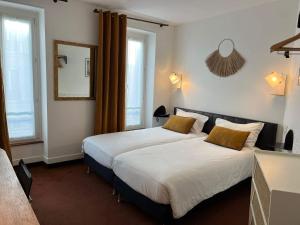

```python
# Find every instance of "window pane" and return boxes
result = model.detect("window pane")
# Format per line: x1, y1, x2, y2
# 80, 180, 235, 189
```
126, 39, 144, 127
2, 17, 36, 139
126, 108, 142, 127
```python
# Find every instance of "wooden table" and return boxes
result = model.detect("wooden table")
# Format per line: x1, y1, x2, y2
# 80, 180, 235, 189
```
0, 149, 39, 225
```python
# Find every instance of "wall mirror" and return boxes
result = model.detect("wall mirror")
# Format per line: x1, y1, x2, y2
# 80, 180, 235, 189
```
54, 40, 97, 100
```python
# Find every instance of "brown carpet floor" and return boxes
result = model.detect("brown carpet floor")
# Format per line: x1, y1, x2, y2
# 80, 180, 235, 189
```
29, 161, 251, 225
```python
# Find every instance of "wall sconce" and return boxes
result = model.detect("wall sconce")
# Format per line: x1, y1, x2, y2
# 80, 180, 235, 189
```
265, 72, 286, 96
169, 72, 182, 89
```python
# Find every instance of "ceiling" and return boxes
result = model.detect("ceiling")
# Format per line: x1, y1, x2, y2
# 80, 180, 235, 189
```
79, 0, 278, 24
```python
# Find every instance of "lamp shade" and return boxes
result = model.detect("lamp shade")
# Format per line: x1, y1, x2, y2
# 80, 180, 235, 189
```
265, 72, 284, 88
169, 73, 181, 85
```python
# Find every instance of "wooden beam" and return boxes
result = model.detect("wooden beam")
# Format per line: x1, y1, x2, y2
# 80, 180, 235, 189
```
270, 33, 300, 52
273, 47, 300, 52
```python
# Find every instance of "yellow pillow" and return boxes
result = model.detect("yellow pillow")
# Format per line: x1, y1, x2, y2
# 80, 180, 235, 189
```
205, 126, 250, 151
163, 115, 196, 134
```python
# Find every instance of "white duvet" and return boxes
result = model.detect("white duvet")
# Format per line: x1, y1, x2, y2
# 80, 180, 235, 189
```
113, 138, 255, 218
83, 127, 206, 169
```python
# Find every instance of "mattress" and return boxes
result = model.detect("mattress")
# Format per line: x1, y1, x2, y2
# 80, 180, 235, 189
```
83, 127, 206, 169
113, 138, 255, 218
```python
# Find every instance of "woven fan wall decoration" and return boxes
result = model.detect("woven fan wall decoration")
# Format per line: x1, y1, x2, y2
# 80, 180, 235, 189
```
206, 39, 245, 77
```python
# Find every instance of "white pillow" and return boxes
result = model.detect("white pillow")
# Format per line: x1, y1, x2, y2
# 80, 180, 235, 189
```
176, 109, 209, 134
215, 118, 264, 147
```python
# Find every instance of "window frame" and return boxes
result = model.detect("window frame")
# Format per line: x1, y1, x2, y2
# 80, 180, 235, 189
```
125, 30, 148, 131
0, 7, 42, 144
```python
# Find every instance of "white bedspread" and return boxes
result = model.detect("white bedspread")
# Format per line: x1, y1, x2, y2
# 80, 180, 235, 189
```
113, 138, 255, 218
83, 127, 206, 169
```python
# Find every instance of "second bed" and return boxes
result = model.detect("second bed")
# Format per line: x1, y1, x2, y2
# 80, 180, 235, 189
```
113, 137, 255, 219
112, 108, 278, 222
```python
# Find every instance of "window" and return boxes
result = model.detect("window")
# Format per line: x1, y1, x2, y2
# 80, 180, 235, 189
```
125, 31, 146, 129
0, 10, 41, 142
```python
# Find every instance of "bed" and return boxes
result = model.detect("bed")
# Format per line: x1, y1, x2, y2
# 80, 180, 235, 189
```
113, 138, 255, 218
112, 107, 278, 223
83, 126, 208, 183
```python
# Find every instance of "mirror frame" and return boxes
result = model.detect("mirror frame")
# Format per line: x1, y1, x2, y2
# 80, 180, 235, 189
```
54, 40, 97, 101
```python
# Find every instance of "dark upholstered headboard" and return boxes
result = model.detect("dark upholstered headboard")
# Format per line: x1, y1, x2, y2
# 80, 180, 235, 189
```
174, 107, 278, 150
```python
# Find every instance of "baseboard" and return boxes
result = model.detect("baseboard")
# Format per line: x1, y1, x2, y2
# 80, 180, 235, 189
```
13, 152, 84, 166
12, 155, 44, 166
44, 152, 84, 164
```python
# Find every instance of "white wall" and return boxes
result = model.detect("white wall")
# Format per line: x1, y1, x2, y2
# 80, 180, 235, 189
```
171, 0, 299, 141
283, 1, 300, 154
6, 0, 174, 164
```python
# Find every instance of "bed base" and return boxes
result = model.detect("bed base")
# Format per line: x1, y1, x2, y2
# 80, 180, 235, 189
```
114, 176, 173, 223
84, 153, 115, 184
114, 176, 251, 224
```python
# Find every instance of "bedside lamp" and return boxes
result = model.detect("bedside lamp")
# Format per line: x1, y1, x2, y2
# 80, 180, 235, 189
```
265, 72, 286, 96
169, 72, 182, 89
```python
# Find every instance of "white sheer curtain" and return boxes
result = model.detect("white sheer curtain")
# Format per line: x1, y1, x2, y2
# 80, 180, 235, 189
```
125, 38, 144, 128
2, 16, 36, 139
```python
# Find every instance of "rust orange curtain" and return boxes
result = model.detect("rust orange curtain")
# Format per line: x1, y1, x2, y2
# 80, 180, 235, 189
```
94, 11, 127, 134
0, 54, 12, 162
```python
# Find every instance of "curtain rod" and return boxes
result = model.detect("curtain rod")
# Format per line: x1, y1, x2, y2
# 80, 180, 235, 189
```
93, 9, 169, 27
